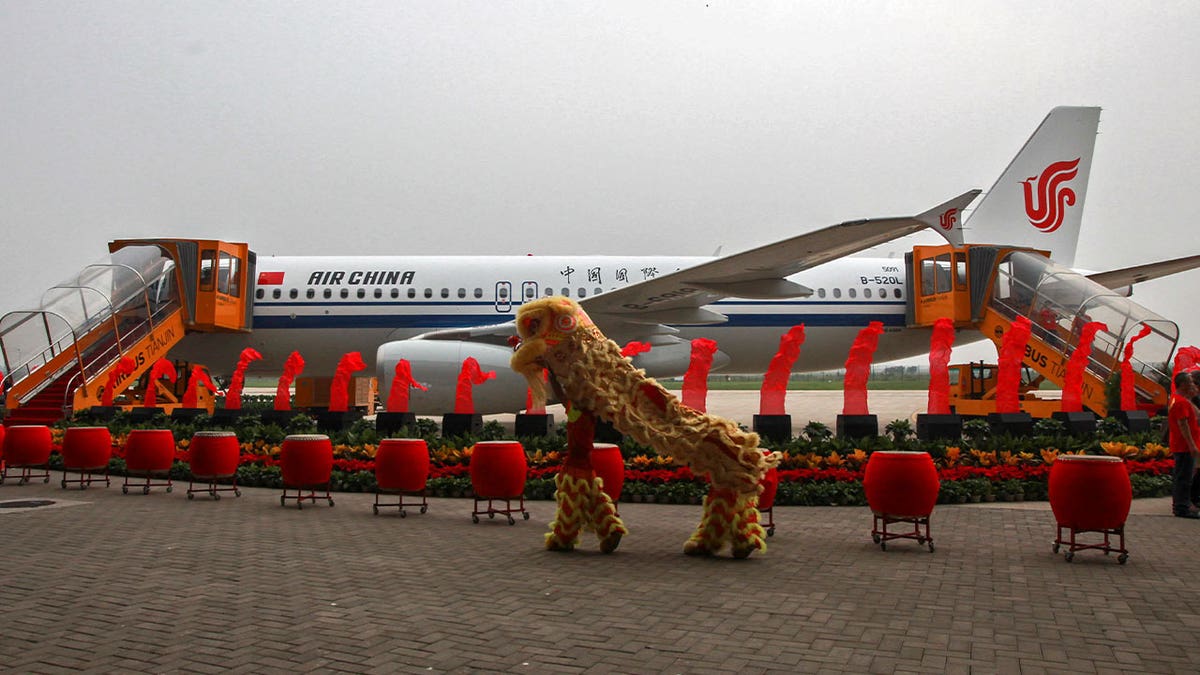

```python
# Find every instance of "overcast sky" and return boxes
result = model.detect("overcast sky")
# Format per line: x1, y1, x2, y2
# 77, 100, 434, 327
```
3, 1, 1199, 363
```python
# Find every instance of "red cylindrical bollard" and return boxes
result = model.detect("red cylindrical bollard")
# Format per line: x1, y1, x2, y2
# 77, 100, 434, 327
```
62, 427, 113, 470
469, 441, 528, 498
3, 425, 53, 467
863, 451, 940, 518
281, 434, 334, 488
591, 443, 625, 503
125, 429, 176, 474
375, 438, 430, 492
1049, 455, 1132, 531
758, 466, 779, 511
189, 431, 240, 479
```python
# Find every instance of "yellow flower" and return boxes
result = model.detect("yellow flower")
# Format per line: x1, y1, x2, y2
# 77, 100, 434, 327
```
1040, 448, 1059, 464
847, 449, 868, 469
824, 451, 844, 469
968, 449, 996, 467
942, 446, 961, 468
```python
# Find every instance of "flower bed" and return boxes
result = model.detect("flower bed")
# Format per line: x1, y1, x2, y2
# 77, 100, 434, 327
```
46, 413, 1174, 506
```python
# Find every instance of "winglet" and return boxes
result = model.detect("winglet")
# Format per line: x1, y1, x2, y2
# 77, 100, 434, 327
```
915, 189, 982, 248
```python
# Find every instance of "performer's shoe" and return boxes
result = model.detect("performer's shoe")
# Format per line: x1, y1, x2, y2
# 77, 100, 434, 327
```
599, 532, 622, 554
683, 540, 713, 557
1174, 511, 1200, 519
545, 538, 576, 551
731, 545, 755, 559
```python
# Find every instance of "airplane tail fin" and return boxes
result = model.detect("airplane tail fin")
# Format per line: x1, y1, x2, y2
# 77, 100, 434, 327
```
961, 106, 1101, 266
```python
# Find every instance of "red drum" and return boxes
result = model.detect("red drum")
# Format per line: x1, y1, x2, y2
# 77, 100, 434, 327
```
591, 443, 625, 503
863, 451, 940, 518
0, 425, 5, 459
62, 427, 113, 470
469, 441, 528, 498
758, 466, 780, 511
125, 429, 176, 474
3, 425, 53, 466
1049, 455, 1132, 531
375, 438, 430, 492
189, 431, 240, 478
281, 434, 334, 487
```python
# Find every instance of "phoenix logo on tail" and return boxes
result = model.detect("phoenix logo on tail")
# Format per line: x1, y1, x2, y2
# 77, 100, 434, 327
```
1022, 158, 1080, 233
938, 208, 959, 231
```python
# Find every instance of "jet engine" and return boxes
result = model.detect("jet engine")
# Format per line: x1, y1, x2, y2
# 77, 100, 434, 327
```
376, 340, 532, 415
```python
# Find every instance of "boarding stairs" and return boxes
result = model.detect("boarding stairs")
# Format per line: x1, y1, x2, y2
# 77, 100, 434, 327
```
907, 245, 1174, 417
2, 239, 255, 425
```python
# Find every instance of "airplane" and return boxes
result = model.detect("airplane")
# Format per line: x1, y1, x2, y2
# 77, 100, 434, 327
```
152, 106, 1200, 415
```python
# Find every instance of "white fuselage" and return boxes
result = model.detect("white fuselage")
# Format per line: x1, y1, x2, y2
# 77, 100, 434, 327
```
172, 253, 930, 375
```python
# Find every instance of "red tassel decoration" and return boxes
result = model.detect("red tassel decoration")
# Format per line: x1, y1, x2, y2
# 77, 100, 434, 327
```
329, 351, 367, 412
454, 357, 496, 414
1120, 324, 1153, 411
1061, 321, 1107, 412
759, 325, 806, 416
996, 316, 1032, 414
842, 322, 884, 415
386, 359, 427, 413
274, 351, 305, 411
182, 365, 218, 408
927, 318, 955, 415
225, 347, 263, 410
681, 338, 718, 412
145, 359, 177, 407
102, 357, 136, 406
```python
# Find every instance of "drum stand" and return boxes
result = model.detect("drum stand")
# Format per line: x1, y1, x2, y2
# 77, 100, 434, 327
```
871, 513, 935, 552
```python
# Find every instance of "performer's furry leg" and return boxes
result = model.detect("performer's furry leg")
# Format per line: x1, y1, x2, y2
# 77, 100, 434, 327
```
683, 487, 766, 558
588, 475, 628, 554
545, 472, 586, 551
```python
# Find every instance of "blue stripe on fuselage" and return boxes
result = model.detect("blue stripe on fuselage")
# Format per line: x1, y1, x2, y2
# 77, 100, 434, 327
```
250, 305, 908, 330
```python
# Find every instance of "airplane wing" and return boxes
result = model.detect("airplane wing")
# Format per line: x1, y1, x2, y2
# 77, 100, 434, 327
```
581, 190, 980, 328
1086, 254, 1200, 289
412, 190, 979, 346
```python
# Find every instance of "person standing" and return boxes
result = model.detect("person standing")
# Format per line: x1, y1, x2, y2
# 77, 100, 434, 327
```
1169, 370, 1200, 518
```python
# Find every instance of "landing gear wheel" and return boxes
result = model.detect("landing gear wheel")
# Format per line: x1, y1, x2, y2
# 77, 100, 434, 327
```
1118, 553, 1129, 565
472, 514, 480, 524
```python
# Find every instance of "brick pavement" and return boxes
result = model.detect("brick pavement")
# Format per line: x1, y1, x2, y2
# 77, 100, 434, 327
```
3, 479, 1200, 674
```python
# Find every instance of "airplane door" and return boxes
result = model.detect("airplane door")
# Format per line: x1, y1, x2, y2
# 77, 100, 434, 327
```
520, 281, 538, 306
494, 281, 512, 313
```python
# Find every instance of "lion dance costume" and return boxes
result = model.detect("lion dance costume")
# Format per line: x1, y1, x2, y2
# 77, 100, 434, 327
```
511, 297, 779, 558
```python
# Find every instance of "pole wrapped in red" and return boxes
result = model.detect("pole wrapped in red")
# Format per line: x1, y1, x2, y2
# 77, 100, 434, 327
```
102, 357, 136, 406
1061, 321, 1107, 412
996, 316, 1032, 414
1120, 324, 1153, 411
225, 347, 263, 410
182, 365, 218, 408
759, 325, 806, 415
927, 318, 955, 415
274, 351, 305, 411
145, 359, 177, 407
454, 357, 496, 414
386, 359, 426, 413
329, 351, 367, 412
842, 322, 884, 415
620, 341, 653, 358
681, 338, 718, 412
1173, 346, 1200, 395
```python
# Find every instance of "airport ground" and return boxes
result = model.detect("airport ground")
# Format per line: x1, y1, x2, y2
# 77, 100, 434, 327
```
3, 392, 1199, 673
